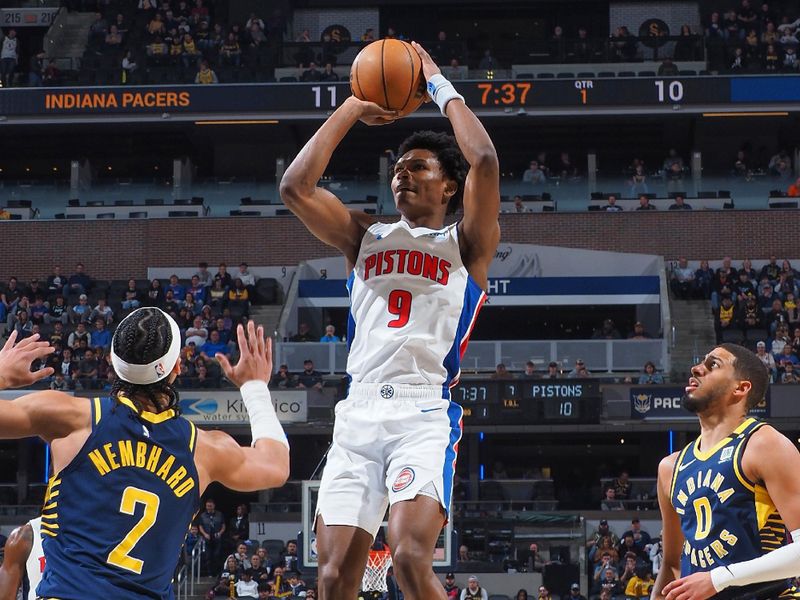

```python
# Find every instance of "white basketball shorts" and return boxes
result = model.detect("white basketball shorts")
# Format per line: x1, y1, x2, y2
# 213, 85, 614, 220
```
315, 382, 463, 539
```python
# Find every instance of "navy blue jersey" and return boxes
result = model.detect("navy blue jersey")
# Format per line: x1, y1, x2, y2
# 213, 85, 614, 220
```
671, 418, 798, 600
38, 396, 200, 600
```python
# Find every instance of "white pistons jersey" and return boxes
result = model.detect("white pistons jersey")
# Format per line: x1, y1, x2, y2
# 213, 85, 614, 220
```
345, 220, 486, 394
26, 517, 45, 599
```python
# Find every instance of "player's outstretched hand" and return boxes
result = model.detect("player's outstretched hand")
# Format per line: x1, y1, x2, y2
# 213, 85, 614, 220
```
411, 41, 441, 91
216, 321, 273, 387
662, 571, 716, 600
0, 331, 55, 390
345, 95, 398, 126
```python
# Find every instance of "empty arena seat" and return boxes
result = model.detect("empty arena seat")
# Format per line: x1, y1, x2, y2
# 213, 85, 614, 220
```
129, 211, 148, 218
145, 198, 164, 205
556, 72, 575, 78
537, 72, 555, 79
86, 201, 105, 207
576, 72, 595, 78
697, 191, 717, 198
68, 199, 80, 207
769, 190, 786, 197
275, 209, 292, 216
114, 200, 134, 206
722, 329, 744, 343
96, 213, 115, 219
597, 71, 616, 78
279, 76, 298, 82
261, 539, 285, 557
617, 71, 636, 77
65, 214, 85, 219
668, 191, 687, 198
679, 69, 697, 76
167, 211, 196, 217
6, 199, 31, 208
769, 201, 798, 209
516, 72, 533, 79
638, 70, 656, 77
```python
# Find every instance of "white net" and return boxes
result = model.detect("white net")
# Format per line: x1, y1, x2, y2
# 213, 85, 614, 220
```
361, 550, 392, 593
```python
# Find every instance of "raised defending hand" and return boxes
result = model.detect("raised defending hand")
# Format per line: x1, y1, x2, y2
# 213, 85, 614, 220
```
216, 321, 273, 387
0, 331, 55, 390
411, 41, 441, 88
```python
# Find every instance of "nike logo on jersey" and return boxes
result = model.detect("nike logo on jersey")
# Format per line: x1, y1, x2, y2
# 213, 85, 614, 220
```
420, 407, 443, 413
678, 459, 697, 471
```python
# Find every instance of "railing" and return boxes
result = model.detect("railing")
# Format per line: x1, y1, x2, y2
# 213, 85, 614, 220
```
174, 564, 187, 600
189, 538, 203, 597
275, 339, 666, 375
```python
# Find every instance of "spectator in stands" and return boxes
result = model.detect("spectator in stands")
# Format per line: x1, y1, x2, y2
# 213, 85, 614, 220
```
601, 486, 624, 510
163, 290, 180, 316
625, 566, 654, 599
612, 470, 631, 499
760, 255, 781, 284
68, 263, 91, 296
195, 59, 218, 84
635, 194, 655, 211
787, 296, 799, 328
593, 318, 621, 339
320, 62, 339, 82
491, 363, 514, 379
186, 316, 209, 347
0, 28, 18, 87
758, 282, 779, 314
207, 557, 237, 597
670, 257, 695, 299
121, 279, 141, 310
291, 322, 314, 342
237, 263, 256, 290
603, 195, 623, 212
692, 260, 713, 299
75, 349, 99, 390
67, 321, 90, 348
756, 341, 777, 381
556, 152, 579, 180
270, 364, 296, 389
776, 343, 799, 371
519, 361, 537, 379
214, 263, 232, 289
227, 279, 250, 316
236, 568, 261, 599
588, 519, 619, 551
199, 329, 229, 362
734, 270, 757, 304
638, 361, 663, 384
711, 270, 734, 309
166, 275, 185, 304
730, 46, 747, 70
221, 32, 241, 66
10, 310, 33, 339
46, 266, 65, 296
70, 294, 92, 324
657, 57, 679, 76
443, 572, 460, 599
764, 43, 781, 70
29, 297, 48, 325
568, 358, 590, 378
765, 298, 789, 335
460, 575, 488, 600
198, 499, 226, 576
769, 150, 792, 179
90, 298, 113, 324
296, 359, 323, 390
593, 567, 621, 600
741, 296, 763, 334
208, 280, 226, 312
628, 322, 652, 339
91, 318, 111, 352
301, 61, 322, 82
667, 194, 692, 210
622, 518, 651, 551
618, 552, 639, 590
781, 362, 799, 383
522, 160, 546, 185
714, 295, 739, 342
226, 542, 252, 572
319, 325, 338, 342
770, 324, 790, 356
527, 542, 546, 572
544, 361, 560, 378
784, 46, 799, 71
188, 276, 207, 306
568, 583, 586, 600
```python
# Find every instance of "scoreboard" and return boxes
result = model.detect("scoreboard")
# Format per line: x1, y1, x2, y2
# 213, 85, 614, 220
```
1, 76, 799, 123
450, 380, 602, 425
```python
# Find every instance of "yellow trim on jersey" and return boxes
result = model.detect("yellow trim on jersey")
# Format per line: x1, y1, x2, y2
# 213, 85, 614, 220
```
41, 529, 57, 537
93, 397, 102, 425
188, 421, 197, 452
116, 395, 176, 424
755, 484, 779, 532
692, 418, 755, 461
40, 521, 59, 530
42, 502, 56, 511
670, 444, 692, 499
40, 513, 57, 520
732, 421, 765, 491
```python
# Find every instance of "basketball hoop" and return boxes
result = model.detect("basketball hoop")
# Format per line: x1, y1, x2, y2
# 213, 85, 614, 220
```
361, 548, 392, 593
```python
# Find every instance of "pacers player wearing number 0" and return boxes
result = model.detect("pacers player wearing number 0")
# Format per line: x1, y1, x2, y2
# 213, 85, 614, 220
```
0, 309, 290, 600
281, 42, 499, 599
651, 344, 800, 600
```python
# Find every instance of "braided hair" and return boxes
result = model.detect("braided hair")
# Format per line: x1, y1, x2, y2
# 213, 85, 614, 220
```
110, 308, 180, 417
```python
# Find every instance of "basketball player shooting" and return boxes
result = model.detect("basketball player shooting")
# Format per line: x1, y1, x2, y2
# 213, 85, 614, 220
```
0, 310, 290, 600
280, 42, 500, 599
651, 344, 800, 600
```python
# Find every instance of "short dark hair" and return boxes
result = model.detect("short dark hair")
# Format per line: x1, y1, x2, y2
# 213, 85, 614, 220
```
397, 130, 468, 215
110, 308, 180, 416
718, 343, 769, 409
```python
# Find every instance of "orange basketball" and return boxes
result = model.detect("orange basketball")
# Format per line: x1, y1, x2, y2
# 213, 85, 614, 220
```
350, 39, 426, 117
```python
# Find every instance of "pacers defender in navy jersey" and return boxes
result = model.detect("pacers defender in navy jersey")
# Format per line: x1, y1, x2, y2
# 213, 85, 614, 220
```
0, 309, 289, 600
652, 344, 800, 600
281, 42, 499, 600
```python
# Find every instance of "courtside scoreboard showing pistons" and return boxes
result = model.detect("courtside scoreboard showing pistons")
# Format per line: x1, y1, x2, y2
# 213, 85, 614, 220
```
300, 480, 455, 568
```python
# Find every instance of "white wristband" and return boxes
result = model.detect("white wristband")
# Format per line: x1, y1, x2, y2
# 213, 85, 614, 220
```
240, 380, 288, 449
710, 530, 800, 591
427, 74, 465, 116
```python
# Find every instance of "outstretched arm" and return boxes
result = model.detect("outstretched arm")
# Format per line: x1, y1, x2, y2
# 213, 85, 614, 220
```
280, 97, 396, 266
0, 331, 55, 391
413, 42, 500, 289
0, 522, 32, 600
195, 322, 290, 492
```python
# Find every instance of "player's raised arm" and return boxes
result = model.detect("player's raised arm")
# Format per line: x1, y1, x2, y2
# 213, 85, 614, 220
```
0, 522, 32, 600
196, 322, 290, 492
280, 97, 396, 266
412, 42, 500, 286
0, 331, 55, 391
651, 453, 683, 600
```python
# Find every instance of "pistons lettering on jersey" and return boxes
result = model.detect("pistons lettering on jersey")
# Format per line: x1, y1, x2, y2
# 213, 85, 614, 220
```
363, 250, 451, 285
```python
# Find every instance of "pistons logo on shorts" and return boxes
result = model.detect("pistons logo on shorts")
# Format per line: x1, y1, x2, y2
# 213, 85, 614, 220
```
392, 467, 415, 492
380, 385, 395, 399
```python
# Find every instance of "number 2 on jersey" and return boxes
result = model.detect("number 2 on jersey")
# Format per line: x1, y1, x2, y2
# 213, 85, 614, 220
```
387, 289, 412, 328
107, 486, 160, 574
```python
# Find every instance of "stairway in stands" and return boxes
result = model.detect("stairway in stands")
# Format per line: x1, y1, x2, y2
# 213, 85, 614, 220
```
668, 297, 716, 382
46, 11, 95, 67
248, 305, 284, 339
